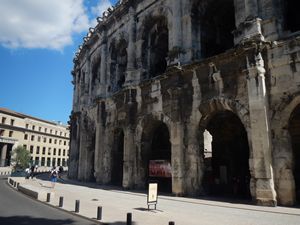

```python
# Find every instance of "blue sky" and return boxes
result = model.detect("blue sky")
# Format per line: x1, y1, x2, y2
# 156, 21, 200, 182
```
0, 0, 116, 124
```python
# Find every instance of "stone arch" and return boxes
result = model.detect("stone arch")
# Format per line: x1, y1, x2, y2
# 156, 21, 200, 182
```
198, 98, 252, 199
135, 113, 173, 191
91, 48, 101, 90
108, 36, 128, 92
141, 14, 169, 79
110, 127, 125, 186
272, 95, 300, 205
191, 0, 236, 59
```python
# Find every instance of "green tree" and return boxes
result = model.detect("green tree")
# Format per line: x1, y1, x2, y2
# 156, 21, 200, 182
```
11, 146, 31, 170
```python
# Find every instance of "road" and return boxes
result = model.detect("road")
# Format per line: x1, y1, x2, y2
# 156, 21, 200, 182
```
0, 176, 98, 225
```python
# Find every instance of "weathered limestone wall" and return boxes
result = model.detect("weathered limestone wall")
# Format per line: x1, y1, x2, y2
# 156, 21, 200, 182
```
69, 0, 300, 206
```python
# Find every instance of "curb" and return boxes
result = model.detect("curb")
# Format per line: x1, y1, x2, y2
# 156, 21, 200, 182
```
7, 177, 103, 225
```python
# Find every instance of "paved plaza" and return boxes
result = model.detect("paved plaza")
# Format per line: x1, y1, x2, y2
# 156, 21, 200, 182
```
7, 176, 300, 225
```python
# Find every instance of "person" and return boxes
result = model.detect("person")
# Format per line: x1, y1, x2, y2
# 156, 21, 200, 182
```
50, 167, 58, 188
30, 165, 35, 179
58, 166, 64, 178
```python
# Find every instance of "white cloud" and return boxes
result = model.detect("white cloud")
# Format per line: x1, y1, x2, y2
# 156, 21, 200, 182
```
0, 0, 90, 50
90, 0, 112, 27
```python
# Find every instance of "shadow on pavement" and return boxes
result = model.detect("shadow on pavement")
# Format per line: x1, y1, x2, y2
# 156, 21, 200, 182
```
102, 222, 137, 225
0, 216, 78, 225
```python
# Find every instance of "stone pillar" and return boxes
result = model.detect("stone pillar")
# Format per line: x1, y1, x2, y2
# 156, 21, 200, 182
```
123, 127, 135, 189
1, 144, 8, 167
100, 32, 107, 96
246, 53, 277, 206
170, 122, 185, 196
171, 0, 182, 48
127, 7, 135, 71
68, 116, 80, 179
94, 103, 104, 183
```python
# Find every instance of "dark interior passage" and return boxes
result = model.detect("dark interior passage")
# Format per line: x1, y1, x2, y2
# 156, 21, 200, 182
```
149, 123, 172, 193
111, 129, 124, 186
284, 0, 300, 32
202, 111, 251, 199
192, 0, 235, 58
289, 105, 300, 203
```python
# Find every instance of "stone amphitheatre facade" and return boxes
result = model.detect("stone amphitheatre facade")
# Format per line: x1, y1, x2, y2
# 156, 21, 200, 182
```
68, 0, 300, 206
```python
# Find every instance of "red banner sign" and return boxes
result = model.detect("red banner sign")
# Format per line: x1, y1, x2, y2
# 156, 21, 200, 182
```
149, 160, 172, 178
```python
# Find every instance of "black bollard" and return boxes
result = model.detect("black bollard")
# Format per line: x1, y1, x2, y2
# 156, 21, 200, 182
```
169, 222, 175, 225
126, 213, 132, 225
97, 206, 102, 220
75, 200, 80, 213
59, 196, 64, 207
46, 193, 51, 202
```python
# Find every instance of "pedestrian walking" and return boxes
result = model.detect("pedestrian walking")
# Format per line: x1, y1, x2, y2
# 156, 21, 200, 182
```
30, 165, 35, 179
50, 167, 58, 188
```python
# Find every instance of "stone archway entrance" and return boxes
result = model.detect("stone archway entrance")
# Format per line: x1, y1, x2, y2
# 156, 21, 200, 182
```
141, 121, 172, 193
289, 105, 300, 203
202, 111, 251, 199
111, 129, 124, 186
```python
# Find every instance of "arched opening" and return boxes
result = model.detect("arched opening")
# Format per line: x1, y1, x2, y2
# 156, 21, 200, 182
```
109, 39, 127, 93
111, 129, 124, 186
150, 123, 172, 193
192, 0, 235, 59
91, 56, 101, 91
202, 111, 251, 199
141, 121, 172, 193
284, 0, 300, 33
288, 105, 300, 203
142, 16, 169, 79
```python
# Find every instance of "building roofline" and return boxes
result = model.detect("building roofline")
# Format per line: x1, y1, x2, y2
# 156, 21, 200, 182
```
0, 107, 68, 128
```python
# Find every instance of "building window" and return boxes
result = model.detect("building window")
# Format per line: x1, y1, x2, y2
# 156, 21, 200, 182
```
26, 124, 29, 129
62, 159, 66, 166
0, 129, 4, 136
50, 129, 52, 134
24, 134, 28, 140
64, 141, 66, 146
41, 157, 45, 166
38, 136, 41, 142
48, 148, 51, 155
44, 137, 47, 143
32, 125, 35, 131
31, 135, 35, 141
60, 131, 62, 136
23, 144, 27, 149
44, 128, 47, 133
54, 139, 57, 144
30, 145, 34, 154
2, 117, 6, 124
9, 131, 13, 137
36, 147, 40, 154
35, 157, 39, 165
55, 130, 57, 135
59, 140, 62, 145
10, 119, 15, 126
53, 148, 56, 155
42, 147, 45, 154
39, 127, 41, 132
63, 149, 65, 156
58, 149, 61, 156
49, 138, 52, 144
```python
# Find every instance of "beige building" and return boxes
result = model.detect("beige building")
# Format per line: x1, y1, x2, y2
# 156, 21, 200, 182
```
69, 0, 300, 206
0, 108, 70, 168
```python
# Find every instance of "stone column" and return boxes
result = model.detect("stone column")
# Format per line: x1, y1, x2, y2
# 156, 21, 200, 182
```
246, 53, 277, 206
171, 0, 182, 48
94, 102, 104, 183
170, 122, 185, 196
123, 127, 135, 189
1, 144, 8, 167
100, 32, 107, 96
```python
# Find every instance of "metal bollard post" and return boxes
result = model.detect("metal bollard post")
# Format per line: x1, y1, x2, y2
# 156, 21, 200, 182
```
97, 206, 102, 220
46, 193, 51, 202
169, 222, 175, 225
126, 212, 132, 225
59, 196, 64, 207
75, 200, 80, 213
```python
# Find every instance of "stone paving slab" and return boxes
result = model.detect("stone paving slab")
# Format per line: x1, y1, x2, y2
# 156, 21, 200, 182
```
7, 177, 300, 225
